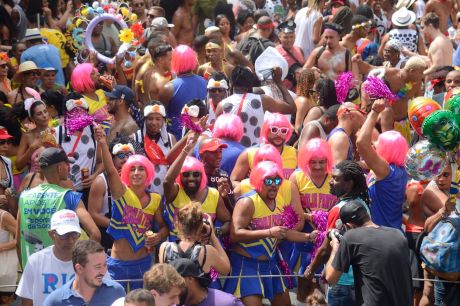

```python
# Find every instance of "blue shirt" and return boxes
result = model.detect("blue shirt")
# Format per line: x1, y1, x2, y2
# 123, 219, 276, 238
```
43, 278, 125, 306
220, 139, 246, 175
21, 44, 65, 85
368, 164, 407, 229
167, 74, 207, 140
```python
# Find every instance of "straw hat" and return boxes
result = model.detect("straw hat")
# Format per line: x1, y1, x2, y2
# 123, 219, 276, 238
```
13, 61, 41, 82
391, 7, 416, 27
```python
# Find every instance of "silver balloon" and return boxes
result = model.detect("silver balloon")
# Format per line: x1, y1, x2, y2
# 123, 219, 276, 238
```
405, 140, 447, 181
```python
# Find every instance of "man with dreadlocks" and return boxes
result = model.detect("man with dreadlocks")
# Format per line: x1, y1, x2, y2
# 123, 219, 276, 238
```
304, 160, 370, 306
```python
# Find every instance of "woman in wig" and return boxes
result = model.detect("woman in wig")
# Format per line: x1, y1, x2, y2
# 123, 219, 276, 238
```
289, 138, 337, 304
224, 161, 307, 305
71, 63, 110, 121
231, 112, 297, 182
15, 88, 52, 171
95, 125, 168, 291
211, 113, 246, 175
356, 99, 408, 229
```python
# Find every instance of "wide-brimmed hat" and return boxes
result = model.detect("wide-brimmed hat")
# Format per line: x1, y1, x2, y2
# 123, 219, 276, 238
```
392, 7, 416, 27
13, 61, 41, 82
395, 0, 416, 10
23, 28, 44, 42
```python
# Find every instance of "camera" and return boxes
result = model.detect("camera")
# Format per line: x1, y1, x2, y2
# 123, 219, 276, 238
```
327, 229, 344, 242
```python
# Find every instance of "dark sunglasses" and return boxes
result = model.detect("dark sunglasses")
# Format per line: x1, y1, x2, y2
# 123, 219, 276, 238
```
116, 152, 133, 159
270, 126, 289, 135
264, 177, 282, 186
209, 88, 226, 93
55, 231, 80, 240
0, 139, 12, 145
182, 171, 201, 178
0, 64, 7, 69
439, 172, 450, 178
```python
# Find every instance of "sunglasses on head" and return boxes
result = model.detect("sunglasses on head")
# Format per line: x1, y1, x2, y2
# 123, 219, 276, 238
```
264, 176, 282, 186
54, 231, 80, 240
0, 139, 11, 145
270, 126, 289, 135
182, 171, 201, 178
116, 152, 133, 159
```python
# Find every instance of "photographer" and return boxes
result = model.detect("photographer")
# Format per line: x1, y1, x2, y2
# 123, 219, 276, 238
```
325, 200, 413, 306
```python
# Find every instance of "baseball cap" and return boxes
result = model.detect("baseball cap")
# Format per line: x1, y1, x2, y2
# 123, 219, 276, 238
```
151, 17, 174, 30
170, 258, 212, 287
199, 138, 228, 154
337, 102, 366, 117
105, 85, 135, 104
339, 200, 369, 225
38, 147, 74, 168
50, 209, 81, 235
0, 126, 13, 140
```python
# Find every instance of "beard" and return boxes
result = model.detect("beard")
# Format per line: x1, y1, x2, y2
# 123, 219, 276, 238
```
330, 185, 347, 198
184, 184, 200, 194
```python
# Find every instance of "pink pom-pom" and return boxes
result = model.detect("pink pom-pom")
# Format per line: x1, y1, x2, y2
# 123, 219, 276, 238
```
108, 8, 115, 14
311, 210, 328, 259
65, 108, 95, 135
280, 205, 299, 230
180, 114, 203, 133
363, 77, 396, 102
276, 249, 295, 289
209, 266, 218, 282
335, 72, 354, 103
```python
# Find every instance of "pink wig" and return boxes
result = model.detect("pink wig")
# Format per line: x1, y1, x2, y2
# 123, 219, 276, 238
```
298, 138, 333, 175
71, 63, 97, 93
176, 156, 208, 191
171, 45, 198, 75
212, 113, 243, 142
253, 144, 282, 169
120, 154, 155, 187
260, 113, 293, 143
375, 131, 409, 166
249, 161, 284, 193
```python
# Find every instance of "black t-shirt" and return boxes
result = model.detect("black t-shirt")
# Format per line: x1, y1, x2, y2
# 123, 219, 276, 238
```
332, 226, 413, 306
206, 168, 235, 211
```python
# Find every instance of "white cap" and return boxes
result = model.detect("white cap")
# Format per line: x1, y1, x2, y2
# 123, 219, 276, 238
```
50, 210, 81, 235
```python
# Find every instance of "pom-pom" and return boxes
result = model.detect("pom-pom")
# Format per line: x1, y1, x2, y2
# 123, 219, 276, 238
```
65, 108, 95, 135
363, 77, 396, 102
280, 205, 299, 230
311, 210, 328, 259
180, 114, 203, 133
276, 249, 295, 289
335, 72, 354, 103
209, 267, 218, 282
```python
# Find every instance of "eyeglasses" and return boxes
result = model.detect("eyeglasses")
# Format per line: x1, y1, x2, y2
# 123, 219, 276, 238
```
0, 139, 12, 145
209, 88, 226, 93
182, 171, 201, 178
25, 71, 40, 76
264, 177, 282, 186
55, 231, 81, 240
116, 152, 133, 159
270, 126, 289, 135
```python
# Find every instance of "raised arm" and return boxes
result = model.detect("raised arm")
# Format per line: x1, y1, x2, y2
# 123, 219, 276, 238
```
356, 99, 390, 180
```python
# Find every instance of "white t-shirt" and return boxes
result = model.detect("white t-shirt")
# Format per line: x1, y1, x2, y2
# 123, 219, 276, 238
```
294, 7, 323, 58
16, 246, 75, 305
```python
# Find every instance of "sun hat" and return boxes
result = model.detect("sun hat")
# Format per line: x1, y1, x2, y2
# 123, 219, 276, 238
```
391, 7, 416, 27
13, 61, 41, 82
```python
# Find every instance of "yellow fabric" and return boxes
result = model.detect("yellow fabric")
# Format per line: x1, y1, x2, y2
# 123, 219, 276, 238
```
239, 178, 292, 204
247, 145, 297, 178
83, 89, 108, 115
394, 118, 412, 145
40, 28, 70, 67
8, 155, 25, 175
295, 171, 337, 212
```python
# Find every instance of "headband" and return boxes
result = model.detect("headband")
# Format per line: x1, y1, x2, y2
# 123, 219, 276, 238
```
205, 42, 221, 49
66, 98, 89, 112
144, 104, 166, 117
257, 22, 274, 29
324, 28, 339, 34
24, 87, 45, 118
207, 78, 229, 90
181, 105, 200, 118
112, 143, 135, 155
352, 20, 372, 30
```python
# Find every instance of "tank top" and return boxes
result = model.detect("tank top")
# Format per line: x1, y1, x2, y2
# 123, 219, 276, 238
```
167, 75, 207, 140
220, 93, 265, 147
98, 173, 110, 217
388, 29, 418, 53
108, 187, 161, 252
301, 120, 327, 140
327, 127, 353, 161
238, 190, 290, 258
134, 125, 173, 195
162, 241, 205, 268
247, 145, 297, 179
295, 171, 337, 212
166, 187, 219, 241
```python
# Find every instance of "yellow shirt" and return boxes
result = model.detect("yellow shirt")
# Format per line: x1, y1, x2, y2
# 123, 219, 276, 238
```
40, 28, 69, 67
295, 171, 337, 212
239, 178, 292, 204
247, 145, 297, 178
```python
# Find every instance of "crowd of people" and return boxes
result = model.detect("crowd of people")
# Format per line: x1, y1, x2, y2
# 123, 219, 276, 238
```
0, 0, 459, 305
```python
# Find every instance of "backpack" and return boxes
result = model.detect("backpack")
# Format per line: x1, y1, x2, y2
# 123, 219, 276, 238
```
419, 215, 460, 281
238, 36, 274, 65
